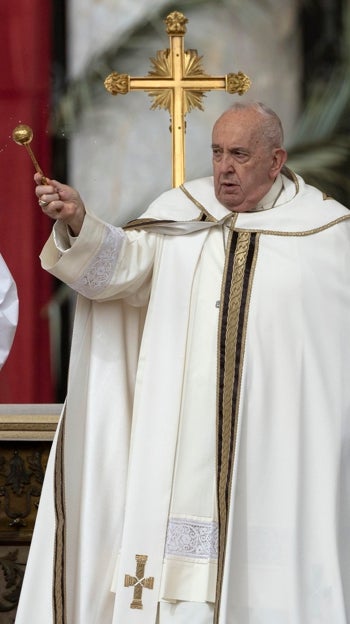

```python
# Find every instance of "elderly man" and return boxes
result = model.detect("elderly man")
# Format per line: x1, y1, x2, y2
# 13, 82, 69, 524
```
16, 102, 350, 624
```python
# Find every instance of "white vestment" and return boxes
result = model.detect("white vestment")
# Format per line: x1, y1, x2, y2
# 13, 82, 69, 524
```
15, 173, 350, 624
0, 253, 18, 369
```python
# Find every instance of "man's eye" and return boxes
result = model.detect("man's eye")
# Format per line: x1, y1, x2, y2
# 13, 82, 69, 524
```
233, 151, 249, 161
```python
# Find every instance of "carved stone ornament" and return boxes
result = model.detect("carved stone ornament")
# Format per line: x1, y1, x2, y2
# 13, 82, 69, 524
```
0, 548, 26, 614
0, 443, 50, 540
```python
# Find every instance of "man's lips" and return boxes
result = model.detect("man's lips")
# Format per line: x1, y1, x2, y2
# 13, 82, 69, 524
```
220, 181, 240, 192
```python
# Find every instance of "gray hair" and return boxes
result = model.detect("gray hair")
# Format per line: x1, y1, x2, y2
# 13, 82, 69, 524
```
221, 101, 285, 148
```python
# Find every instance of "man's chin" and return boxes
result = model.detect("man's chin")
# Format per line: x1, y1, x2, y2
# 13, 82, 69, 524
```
218, 189, 242, 209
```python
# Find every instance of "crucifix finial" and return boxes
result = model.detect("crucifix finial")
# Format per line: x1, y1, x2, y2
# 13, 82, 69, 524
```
104, 11, 251, 187
164, 10, 188, 34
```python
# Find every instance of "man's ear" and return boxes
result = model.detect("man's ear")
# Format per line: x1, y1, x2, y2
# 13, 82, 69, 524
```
270, 148, 288, 178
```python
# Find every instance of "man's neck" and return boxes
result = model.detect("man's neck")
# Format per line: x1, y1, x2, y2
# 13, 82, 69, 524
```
249, 175, 284, 212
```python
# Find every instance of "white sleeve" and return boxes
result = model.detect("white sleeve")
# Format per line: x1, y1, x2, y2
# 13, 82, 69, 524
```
52, 220, 80, 252
40, 212, 158, 303
0, 254, 19, 369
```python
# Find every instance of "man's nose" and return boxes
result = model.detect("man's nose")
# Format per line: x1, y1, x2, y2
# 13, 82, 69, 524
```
220, 152, 235, 172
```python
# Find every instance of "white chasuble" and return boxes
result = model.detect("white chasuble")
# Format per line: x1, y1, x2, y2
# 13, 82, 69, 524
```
15, 173, 350, 624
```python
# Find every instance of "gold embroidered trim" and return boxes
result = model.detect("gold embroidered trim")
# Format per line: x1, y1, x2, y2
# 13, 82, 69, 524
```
214, 230, 259, 623
281, 165, 299, 192
179, 184, 217, 221
231, 213, 350, 237
124, 217, 175, 230
53, 414, 66, 624
124, 554, 154, 609
126, 213, 350, 236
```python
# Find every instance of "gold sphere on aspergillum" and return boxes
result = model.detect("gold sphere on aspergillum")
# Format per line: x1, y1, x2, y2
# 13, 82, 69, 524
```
12, 124, 33, 145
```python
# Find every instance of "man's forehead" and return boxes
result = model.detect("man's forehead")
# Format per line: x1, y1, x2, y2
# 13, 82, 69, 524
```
212, 126, 256, 146
212, 114, 260, 145
214, 110, 259, 130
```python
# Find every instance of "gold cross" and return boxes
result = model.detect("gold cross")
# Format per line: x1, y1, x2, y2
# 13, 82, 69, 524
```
124, 554, 155, 610
104, 10, 251, 187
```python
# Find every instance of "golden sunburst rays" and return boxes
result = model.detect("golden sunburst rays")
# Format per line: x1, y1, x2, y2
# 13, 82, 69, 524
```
146, 48, 209, 114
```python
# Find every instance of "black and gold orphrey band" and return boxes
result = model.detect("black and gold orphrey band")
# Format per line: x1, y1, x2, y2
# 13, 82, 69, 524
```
214, 229, 259, 623
53, 413, 66, 624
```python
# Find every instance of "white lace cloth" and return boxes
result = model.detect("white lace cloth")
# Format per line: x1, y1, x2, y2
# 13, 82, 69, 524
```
68, 224, 124, 296
165, 517, 218, 560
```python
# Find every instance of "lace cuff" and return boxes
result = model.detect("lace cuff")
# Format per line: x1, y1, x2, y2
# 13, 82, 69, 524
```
68, 224, 125, 296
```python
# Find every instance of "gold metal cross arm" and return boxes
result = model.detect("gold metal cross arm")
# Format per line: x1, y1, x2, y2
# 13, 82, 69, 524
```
104, 10, 251, 187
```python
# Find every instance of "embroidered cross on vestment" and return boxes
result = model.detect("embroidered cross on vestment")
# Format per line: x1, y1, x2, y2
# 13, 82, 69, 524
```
124, 554, 155, 609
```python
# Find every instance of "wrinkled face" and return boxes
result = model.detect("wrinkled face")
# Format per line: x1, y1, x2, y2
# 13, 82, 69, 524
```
212, 109, 286, 212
